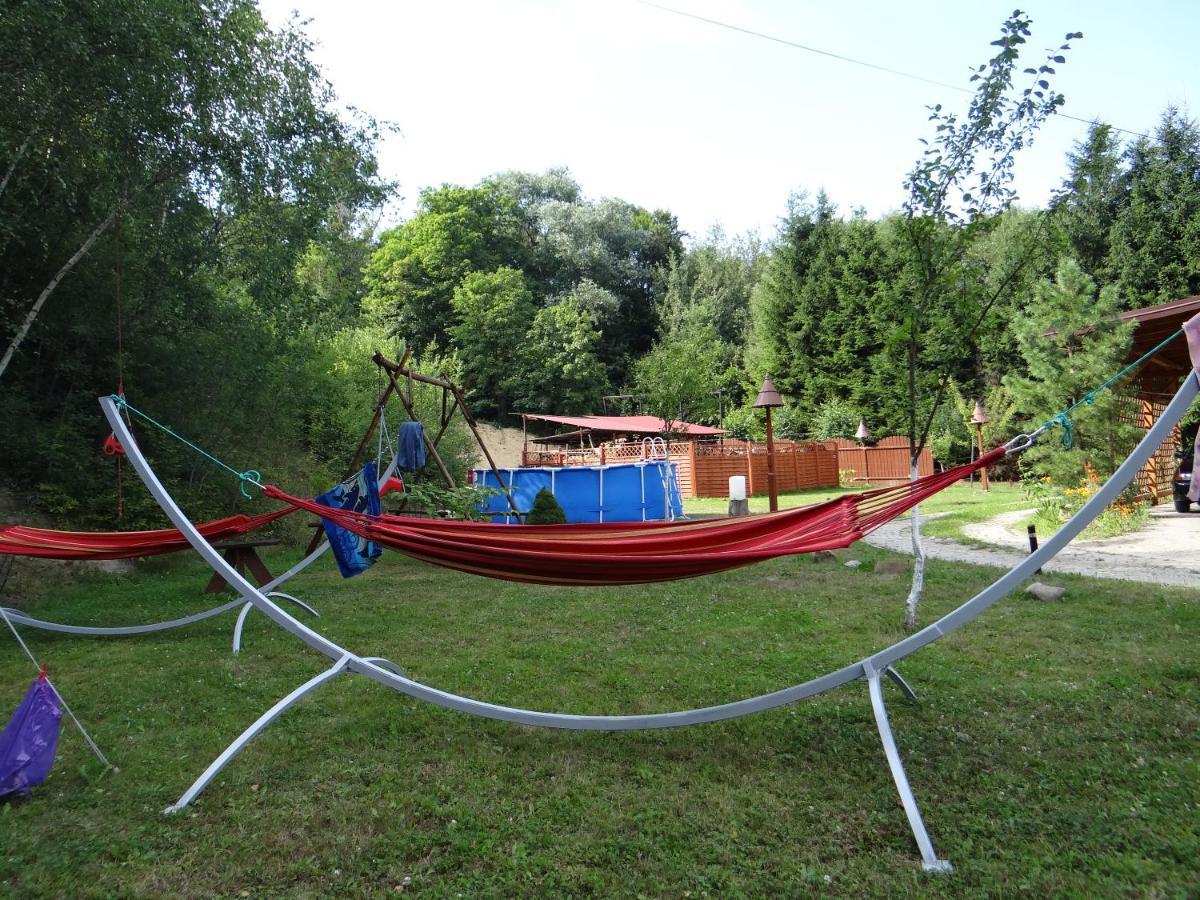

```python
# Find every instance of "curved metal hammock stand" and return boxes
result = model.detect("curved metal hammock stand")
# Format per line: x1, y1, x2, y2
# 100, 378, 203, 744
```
95, 374, 1198, 872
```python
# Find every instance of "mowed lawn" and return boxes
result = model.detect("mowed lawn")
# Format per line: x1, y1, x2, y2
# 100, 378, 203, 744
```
0, 538, 1197, 896
685, 481, 1033, 542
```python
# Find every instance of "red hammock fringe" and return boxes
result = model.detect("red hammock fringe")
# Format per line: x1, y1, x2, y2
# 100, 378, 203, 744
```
263, 447, 1007, 586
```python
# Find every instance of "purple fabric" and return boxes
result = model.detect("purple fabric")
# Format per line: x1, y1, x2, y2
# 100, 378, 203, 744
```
0, 676, 62, 798
1185, 314, 1200, 503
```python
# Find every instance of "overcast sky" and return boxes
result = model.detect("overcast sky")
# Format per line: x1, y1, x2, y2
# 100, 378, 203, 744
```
257, 0, 1197, 241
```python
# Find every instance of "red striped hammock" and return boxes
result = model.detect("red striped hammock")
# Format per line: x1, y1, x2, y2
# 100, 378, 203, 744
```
262, 448, 1006, 586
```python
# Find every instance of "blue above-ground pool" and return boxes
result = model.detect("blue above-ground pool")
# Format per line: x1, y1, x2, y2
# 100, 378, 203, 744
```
473, 462, 684, 523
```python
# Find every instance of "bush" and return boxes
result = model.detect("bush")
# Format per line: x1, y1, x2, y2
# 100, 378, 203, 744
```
526, 487, 567, 524
721, 406, 763, 441
1023, 468, 1148, 539
810, 397, 859, 441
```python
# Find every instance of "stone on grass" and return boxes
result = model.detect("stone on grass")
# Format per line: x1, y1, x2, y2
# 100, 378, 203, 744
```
874, 559, 909, 576
844, 559, 863, 569
1026, 581, 1066, 602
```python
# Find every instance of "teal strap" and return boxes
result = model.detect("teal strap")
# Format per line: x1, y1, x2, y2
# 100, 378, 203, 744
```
1039, 327, 1184, 444
111, 395, 264, 493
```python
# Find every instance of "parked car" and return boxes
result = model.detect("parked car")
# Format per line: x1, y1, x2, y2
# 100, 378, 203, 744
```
1172, 447, 1195, 512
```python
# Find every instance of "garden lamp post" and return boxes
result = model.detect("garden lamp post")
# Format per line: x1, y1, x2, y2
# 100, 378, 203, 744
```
754, 376, 784, 511
971, 400, 990, 492
855, 419, 870, 483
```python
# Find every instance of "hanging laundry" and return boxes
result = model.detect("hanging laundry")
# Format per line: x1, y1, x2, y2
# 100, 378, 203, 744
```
397, 422, 426, 470
314, 462, 383, 578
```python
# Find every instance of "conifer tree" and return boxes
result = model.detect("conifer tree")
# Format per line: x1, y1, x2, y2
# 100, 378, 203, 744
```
526, 488, 568, 525
1005, 258, 1137, 486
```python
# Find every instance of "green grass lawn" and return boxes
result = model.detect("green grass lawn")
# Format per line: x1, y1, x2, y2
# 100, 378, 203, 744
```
684, 481, 1032, 543
0, 542, 1197, 896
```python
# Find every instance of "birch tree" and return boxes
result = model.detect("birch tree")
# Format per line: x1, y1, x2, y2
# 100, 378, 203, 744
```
892, 11, 1080, 629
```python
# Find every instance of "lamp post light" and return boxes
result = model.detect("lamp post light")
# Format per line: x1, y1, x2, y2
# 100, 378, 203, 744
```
855, 418, 870, 484
754, 375, 784, 511
971, 400, 991, 492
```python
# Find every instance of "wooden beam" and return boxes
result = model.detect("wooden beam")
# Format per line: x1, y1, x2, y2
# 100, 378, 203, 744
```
448, 384, 521, 518
372, 350, 521, 519
384, 367, 457, 488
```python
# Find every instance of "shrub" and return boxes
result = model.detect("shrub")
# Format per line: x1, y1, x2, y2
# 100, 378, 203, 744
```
526, 487, 568, 524
1023, 468, 1148, 539
811, 398, 859, 441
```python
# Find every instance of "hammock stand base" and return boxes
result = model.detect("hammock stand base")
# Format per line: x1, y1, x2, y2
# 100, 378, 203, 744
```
98, 372, 1198, 871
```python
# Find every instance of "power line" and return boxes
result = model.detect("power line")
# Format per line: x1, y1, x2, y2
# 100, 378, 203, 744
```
634, 0, 1149, 140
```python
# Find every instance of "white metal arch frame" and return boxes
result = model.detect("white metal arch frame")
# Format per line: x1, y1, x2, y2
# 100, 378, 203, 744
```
98, 375, 1198, 871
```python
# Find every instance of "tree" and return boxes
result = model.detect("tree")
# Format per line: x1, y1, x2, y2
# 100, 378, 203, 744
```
1108, 108, 1200, 307
659, 228, 763, 351
0, 0, 385, 380
1052, 122, 1126, 283
363, 184, 523, 351
526, 487, 568, 525
633, 325, 737, 429
449, 268, 535, 419
1005, 258, 1136, 486
517, 300, 609, 414
889, 11, 1079, 630
539, 196, 684, 381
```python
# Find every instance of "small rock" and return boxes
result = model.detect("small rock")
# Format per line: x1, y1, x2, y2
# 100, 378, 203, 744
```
875, 559, 909, 576
812, 550, 837, 563
844, 559, 863, 569
1026, 582, 1066, 602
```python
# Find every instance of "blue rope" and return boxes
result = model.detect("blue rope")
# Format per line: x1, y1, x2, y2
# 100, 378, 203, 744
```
1038, 327, 1185, 449
111, 395, 264, 494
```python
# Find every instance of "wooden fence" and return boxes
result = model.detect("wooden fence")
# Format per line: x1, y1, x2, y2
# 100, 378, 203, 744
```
686, 440, 839, 498
1125, 396, 1179, 504
829, 436, 933, 484
521, 439, 840, 498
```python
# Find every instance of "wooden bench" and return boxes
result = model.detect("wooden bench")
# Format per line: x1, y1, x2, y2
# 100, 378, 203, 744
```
203, 538, 282, 594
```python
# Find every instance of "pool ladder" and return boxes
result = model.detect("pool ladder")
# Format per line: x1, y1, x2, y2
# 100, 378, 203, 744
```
641, 437, 678, 522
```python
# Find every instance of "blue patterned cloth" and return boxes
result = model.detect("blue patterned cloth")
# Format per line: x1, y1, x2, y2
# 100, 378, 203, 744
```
315, 462, 382, 578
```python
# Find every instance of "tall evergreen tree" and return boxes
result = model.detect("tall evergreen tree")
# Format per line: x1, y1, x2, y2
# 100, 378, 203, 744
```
1053, 122, 1126, 283
1108, 108, 1200, 307
1005, 258, 1137, 486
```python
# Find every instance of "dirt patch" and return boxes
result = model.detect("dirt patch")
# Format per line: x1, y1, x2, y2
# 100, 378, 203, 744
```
470, 423, 525, 470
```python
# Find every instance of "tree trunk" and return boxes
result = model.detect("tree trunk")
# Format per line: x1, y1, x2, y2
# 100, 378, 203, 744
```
903, 460, 925, 631
0, 204, 120, 382
0, 134, 32, 200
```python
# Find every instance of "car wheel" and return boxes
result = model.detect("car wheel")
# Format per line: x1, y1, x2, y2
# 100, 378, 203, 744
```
1174, 498, 1191, 513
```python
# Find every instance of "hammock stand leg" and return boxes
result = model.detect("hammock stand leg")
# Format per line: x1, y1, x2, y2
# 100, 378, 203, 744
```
864, 660, 951, 873
163, 654, 351, 814
884, 665, 918, 703
231, 591, 320, 655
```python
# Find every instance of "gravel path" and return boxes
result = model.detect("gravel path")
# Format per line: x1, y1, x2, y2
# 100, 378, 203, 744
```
863, 505, 1200, 587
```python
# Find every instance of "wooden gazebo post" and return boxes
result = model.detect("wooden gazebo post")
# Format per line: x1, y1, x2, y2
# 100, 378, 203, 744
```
754, 376, 784, 512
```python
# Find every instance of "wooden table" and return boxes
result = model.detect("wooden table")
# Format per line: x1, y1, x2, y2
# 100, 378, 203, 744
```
203, 538, 282, 593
